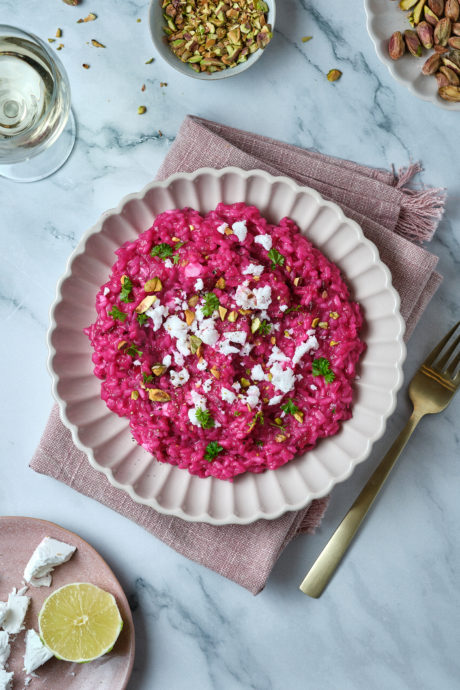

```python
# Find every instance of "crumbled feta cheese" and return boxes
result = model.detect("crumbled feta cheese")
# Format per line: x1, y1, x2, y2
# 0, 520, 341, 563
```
24, 537, 76, 588
251, 364, 266, 381
244, 385, 260, 408
196, 359, 207, 371
164, 314, 188, 340
253, 285, 272, 310
267, 346, 289, 368
216, 222, 227, 234
223, 330, 247, 345
240, 343, 254, 357
221, 388, 236, 404
23, 629, 53, 675
242, 263, 264, 276
254, 234, 272, 251
188, 391, 208, 427
279, 304, 288, 312
103, 287, 110, 296
232, 220, 247, 242
164, 259, 173, 268
194, 278, 204, 291
173, 350, 185, 366
197, 318, 219, 346
0, 632, 10, 667
202, 378, 213, 393
310, 383, 317, 390
170, 368, 190, 387
292, 334, 319, 366
176, 340, 191, 357
195, 305, 205, 322
280, 411, 286, 418
234, 283, 272, 311
162, 354, 172, 367
0, 669, 13, 689
219, 340, 239, 356
296, 374, 303, 381
146, 303, 169, 331
270, 362, 296, 394
232, 381, 241, 392
0, 589, 30, 634
268, 394, 284, 406
132, 360, 141, 366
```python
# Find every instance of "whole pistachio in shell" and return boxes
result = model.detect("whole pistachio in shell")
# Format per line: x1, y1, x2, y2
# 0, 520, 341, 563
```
389, 31, 406, 59
434, 17, 452, 45
424, 6, 440, 24
448, 35, 460, 47
422, 52, 442, 73
438, 84, 460, 98
417, 21, 434, 48
436, 70, 451, 86
404, 29, 423, 55
428, 0, 444, 13
439, 64, 460, 82
453, 22, 460, 34
445, 0, 460, 21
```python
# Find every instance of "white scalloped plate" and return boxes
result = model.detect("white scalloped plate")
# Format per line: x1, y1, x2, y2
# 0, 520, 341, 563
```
364, 0, 460, 111
48, 168, 406, 525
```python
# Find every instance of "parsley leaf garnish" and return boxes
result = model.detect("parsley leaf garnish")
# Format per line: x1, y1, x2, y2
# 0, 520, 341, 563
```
268, 248, 285, 269
174, 241, 185, 249
195, 408, 215, 429
204, 441, 223, 461
150, 243, 174, 260
108, 306, 127, 322
172, 253, 180, 265
258, 320, 271, 335
312, 357, 335, 383
137, 313, 148, 326
281, 399, 299, 415
202, 292, 220, 317
120, 277, 133, 303
126, 345, 142, 358
142, 372, 154, 384
285, 305, 302, 314
255, 440, 264, 447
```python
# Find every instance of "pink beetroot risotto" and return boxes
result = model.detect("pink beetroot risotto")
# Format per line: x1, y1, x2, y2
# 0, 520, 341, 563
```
85, 203, 365, 481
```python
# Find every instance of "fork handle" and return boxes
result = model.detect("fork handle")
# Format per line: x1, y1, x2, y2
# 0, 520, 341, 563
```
299, 410, 424, 598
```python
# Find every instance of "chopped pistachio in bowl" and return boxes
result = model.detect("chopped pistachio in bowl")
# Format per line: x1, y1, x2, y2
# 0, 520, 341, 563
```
149, 0, 276, 80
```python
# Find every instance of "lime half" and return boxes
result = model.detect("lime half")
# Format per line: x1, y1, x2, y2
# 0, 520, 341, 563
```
38, 582, 123, 663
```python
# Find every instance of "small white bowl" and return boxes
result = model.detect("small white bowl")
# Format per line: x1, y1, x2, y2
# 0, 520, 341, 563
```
149, 0, 276, 80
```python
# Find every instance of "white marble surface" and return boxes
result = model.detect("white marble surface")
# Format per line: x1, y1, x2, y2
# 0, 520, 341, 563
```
1, 1, 459, 688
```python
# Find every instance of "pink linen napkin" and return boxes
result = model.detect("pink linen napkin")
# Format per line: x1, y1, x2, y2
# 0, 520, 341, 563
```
31, 115, 445, 595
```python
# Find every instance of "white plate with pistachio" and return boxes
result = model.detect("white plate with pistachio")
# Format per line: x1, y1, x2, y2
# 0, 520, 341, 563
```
365, 0, 460, 110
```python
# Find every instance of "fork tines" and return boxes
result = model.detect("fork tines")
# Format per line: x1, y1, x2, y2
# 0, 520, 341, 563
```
426, 320, 460, 380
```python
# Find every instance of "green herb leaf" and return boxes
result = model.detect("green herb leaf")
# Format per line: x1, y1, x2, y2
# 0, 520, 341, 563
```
195, 408, 215, 429
150, 243, 174, 260
142, 372, 154, 384
312, 357, 335, 383
281, 399, 299, 415
268, 248, 285, 269
285, 305, 302, 314
126, 345, 142, 358
172, 253, 180, 265
255, 440, 264, 447
204, 441, 223, 461
137, 313, 148, 326
233, 410, 241, 417
108, 306, 127, 322
258, 319, 271, 335
174, 241, 185, 249
202, 292, 220, 317
120, 277, 133, 303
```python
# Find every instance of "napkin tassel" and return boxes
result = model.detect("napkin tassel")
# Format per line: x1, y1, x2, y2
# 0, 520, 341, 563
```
393, 162, 446, 244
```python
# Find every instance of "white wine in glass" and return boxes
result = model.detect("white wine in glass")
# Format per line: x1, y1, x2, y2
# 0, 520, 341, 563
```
0, 25, 76, 182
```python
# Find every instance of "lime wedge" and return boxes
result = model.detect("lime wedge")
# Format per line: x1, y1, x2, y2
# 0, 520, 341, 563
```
38, 582, 123, 663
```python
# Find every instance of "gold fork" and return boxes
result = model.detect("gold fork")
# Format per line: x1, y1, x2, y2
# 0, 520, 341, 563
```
299, 320, 460, 598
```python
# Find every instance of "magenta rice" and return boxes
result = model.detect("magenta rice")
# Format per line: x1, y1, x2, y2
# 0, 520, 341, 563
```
85, 203, 366, 481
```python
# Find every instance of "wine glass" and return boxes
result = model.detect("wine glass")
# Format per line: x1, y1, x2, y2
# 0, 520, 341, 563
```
0, 25, 76, 182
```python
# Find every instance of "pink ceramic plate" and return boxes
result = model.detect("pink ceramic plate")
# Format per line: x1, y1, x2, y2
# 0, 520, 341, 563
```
0, 517, 134, 689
